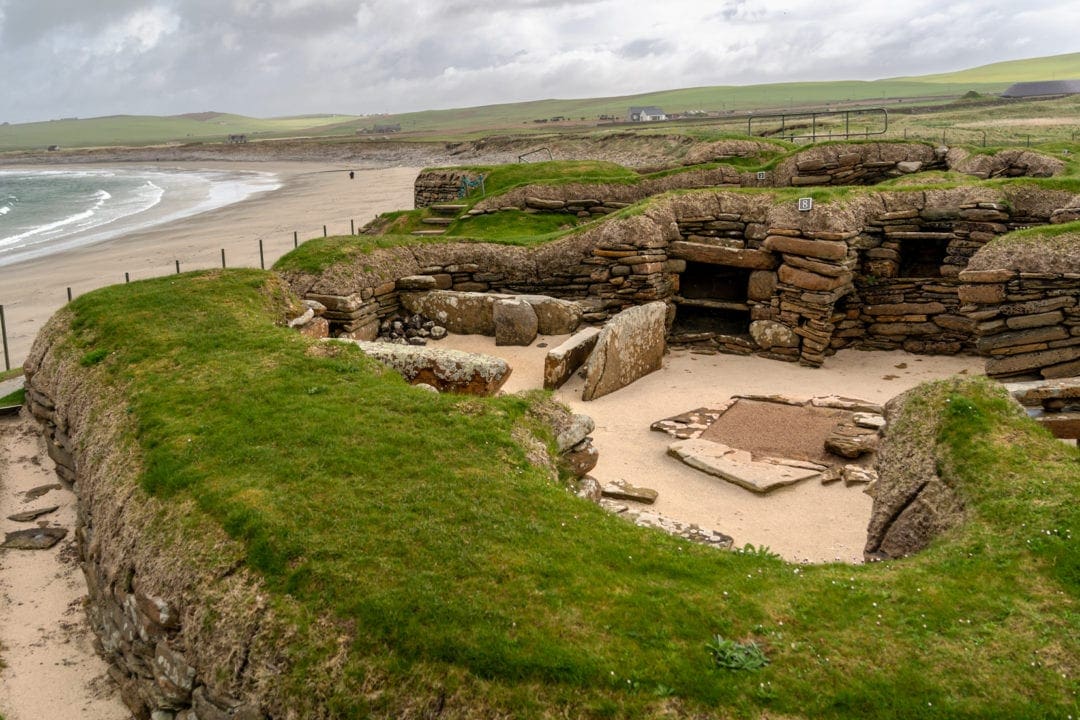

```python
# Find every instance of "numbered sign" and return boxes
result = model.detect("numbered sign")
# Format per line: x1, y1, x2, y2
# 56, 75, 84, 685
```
798, 197, 813, 212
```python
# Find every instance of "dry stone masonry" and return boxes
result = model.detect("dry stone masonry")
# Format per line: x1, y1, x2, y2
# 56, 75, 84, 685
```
284, 174, 1080, 378
22, 364, 273, 720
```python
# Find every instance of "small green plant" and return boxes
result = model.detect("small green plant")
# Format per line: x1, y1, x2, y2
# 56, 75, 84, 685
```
706, 635, 769, 671
80, 348, 109, 366
737, 543, 780, 560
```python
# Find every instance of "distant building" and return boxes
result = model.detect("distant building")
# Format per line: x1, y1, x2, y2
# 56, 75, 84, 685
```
1001, 80, 1080, 98
628, 106, 667, 122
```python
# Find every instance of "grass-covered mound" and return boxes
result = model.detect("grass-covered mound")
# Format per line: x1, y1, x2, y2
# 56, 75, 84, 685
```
49, 269, 1078, 718
968, 220, 1080, 274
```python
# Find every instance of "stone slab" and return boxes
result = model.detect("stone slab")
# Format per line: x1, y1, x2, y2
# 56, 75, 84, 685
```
601, 479, 659, 504
339, 340, 511, 395
667, 439, 821, 493
763, 235, 848, 261
1028, 410, 1080, 440
1005, 377, 1080, 405
2, 527, 67, 550
7, 505, 59, 522
582, 302, 666, 401
544, 327, 601, 390
493, 298, 538, 347
650, 403, 732, 439
668, 241, 778, 269
810, 396, 885, 414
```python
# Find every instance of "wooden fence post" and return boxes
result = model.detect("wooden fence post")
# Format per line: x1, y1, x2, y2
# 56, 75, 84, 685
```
0, 305, 9, 371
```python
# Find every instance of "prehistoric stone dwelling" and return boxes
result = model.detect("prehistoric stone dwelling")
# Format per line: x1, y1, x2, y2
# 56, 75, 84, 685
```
284, 142, 1080, 380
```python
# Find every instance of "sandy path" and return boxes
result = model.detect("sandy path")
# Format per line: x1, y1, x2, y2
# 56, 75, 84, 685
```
440, 334, 984, 564
0, 162, 420, 368
0, 414, 128, 720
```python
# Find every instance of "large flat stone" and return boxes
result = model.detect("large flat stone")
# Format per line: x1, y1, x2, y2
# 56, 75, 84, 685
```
1004, 377, 1080, 405
601, 479, 658, 504
2, 527, 67, 550
668, 241, 778, 269
544, 327, 601, 390
582, 302, 667, 401
339, 340, 511, 395
667, 439, 821, 493
518, 295, 583, 335
778, 265, 851, 292
976, 326, 1069, 352
986, 346, 1080, 378
763, 235, 848, 261
493, 298, 538, 346
7, 506, 59, 522
401, 290, 499, 334
1028, 410, 1080, 440
401, 290, 581, 337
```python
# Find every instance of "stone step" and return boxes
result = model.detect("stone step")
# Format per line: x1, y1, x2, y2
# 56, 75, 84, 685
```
430, 204, 468, 215
1026, 409, 1080, 440
421, 217, 454, 226
410, 229, 446, 236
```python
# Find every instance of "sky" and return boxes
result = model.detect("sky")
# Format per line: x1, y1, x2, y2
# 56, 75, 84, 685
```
1, 0, 1077, 124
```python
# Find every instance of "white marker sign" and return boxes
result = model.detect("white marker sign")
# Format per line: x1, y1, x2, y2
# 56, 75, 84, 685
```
798, 197, 813, 212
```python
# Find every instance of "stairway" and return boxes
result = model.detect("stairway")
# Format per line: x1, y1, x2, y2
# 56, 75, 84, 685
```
411, 204, 468, 236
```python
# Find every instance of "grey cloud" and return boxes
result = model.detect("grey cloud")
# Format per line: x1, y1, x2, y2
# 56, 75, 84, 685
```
618, 38, 673, 60
0, 0, 147, 45
1, 0, 1077, 123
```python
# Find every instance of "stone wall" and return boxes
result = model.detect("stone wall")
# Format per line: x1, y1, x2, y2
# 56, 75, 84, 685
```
293, 183, 1080, 369
960, 269, 1080, 379
775, 143, 945, 187
22, 331, 279, 720
416, 142, 1060, 211
414, 169, 473, 207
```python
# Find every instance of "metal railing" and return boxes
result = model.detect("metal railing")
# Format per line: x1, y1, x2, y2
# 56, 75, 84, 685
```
747, 107, 889, 142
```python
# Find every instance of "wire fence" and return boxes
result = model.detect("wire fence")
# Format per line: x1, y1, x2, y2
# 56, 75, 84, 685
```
0, 217, 366, 371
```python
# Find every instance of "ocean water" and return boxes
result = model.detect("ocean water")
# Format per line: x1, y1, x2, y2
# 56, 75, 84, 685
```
0, 168, 280, 267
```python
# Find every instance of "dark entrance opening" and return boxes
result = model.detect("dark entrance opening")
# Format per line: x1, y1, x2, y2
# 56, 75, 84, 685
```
672, 262, 752, 337
898, 237, 950, 278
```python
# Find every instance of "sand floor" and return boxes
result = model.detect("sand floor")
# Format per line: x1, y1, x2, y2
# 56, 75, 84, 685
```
0, 414, 128, 720
439, 333, 984, 564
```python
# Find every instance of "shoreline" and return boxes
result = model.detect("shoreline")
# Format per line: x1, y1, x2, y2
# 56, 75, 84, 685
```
0, 161, 421, 367
0, 166, 283, 269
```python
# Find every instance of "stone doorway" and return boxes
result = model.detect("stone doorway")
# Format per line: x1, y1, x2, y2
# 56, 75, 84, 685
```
672, 262, 753, 338
898, 236, 951, 278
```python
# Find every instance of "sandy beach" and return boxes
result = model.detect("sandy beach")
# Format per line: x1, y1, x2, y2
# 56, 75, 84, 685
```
0, 162, 421, 368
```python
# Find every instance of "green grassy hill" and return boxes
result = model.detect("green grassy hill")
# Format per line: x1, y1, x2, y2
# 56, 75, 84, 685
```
0, 111, 359, 152
892, 52, 1080, 84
